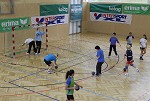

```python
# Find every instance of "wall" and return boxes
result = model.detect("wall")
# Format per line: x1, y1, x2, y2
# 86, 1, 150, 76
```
82, 2, 150, 39
0, 0, 70, 53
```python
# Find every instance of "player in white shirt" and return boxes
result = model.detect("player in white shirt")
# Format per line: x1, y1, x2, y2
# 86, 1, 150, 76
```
22, 38, 37, 54
140, 34, 147, 60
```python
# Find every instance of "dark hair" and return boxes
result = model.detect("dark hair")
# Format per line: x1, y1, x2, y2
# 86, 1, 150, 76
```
113, 32, 116, 35
129, 32, 132, 34
65, 69, 74, 80
95, 45, 100, 50
143, 34, 147, 40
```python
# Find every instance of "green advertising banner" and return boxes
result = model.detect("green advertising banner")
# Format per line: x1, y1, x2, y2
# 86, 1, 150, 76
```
123, 4, 150, 15
40, 4, 69, 16
90, 3, 122, 14
0, 17, 30, 32
70, 4, 82, 21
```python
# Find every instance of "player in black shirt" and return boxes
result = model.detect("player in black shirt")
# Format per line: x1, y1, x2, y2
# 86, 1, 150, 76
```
123, 45, 139, 76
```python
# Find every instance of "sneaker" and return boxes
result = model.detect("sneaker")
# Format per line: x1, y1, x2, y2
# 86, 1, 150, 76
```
136, 68, 139, 72
38, 53, 41, 55
26, 52, 30, 55
140, 57, 144, 60
125, 73, 129, 76
108, 56, 110, 58
35, 53, 38, 55
47, 70, 54, 74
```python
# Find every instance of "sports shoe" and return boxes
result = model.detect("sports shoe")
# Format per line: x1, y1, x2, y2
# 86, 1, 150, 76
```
47, 70, 54, 74
136, 68, 139, 72
26, 52, 29, 55
108, 56, 110, 58
125, 73, 129, 76
140, 57, 144, 60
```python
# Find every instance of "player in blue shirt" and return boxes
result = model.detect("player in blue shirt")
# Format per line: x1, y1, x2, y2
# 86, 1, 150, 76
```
65, 69, 83, 101
44, 54, 58, 74
35, 27, 46, 54
123, 45, 139, 76
108, 33, 121, 57
95, 45, 105, 76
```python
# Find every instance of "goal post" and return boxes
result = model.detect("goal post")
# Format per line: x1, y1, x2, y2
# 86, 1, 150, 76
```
5, 23, 48, 58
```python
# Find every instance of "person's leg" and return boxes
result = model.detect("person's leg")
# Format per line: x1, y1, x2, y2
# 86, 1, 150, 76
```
108, 45, 113, 56
99, 62, 104, 74
32, 41, 37, 53
27, 42, 32, 54
130, 64, 139, 72
38, 41, 42, 54
124, 63, 129, 76
36, 41, 40, 53
113, 45, 118, 56
96, 62, 100, 76
140, 48, 145, 60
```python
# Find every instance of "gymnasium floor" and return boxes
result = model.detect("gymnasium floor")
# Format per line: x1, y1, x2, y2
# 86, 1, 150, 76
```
0, 32, 150, 101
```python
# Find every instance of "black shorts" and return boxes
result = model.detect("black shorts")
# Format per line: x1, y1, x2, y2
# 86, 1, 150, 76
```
127, 43, 132, 47
67, 95, 74, 100
140, 47, 145, 50
44, 59, 51, 66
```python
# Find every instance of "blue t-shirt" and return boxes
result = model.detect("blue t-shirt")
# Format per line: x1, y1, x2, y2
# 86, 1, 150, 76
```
97, 49, 105, 62
36, 30, 45, 41
110, 37, 119, 45
44, 54, 57, 62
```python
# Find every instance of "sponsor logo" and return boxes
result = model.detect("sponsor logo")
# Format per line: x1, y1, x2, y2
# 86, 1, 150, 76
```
59, 7, 68, 12
35, 15, 65, 25
1, 20, 19, 27
71, 7, 82, 13
124, 5, 149, 11
1, 19, 28, 27
20, 19, 28, 25
108, 6, 121, 13
94, 13, 127, 22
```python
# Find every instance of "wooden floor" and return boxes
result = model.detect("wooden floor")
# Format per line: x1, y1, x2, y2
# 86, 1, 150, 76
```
0, 33, 150, 101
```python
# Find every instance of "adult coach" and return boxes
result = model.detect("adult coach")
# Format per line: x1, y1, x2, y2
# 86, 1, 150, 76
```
95, 45, 105, 76
108, 32, 121, 58
35, 27, 45, 54
22, 38, 36, 54
44, 54, 58, 74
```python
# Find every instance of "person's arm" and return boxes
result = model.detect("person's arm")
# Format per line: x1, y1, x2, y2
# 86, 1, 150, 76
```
117, 38, 121, 46
65, 85, 75, 90
132, 35, 134, 39
22, 43, 25, 46
75, 82, 83, 88
126, 36, 129, 41
65, 79, 75, 90
96, 52, 100, 60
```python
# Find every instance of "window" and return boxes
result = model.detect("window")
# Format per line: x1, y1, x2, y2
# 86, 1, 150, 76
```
0, 0, 14, 14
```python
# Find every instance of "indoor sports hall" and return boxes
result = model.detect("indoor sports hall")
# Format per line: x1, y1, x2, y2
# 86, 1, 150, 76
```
0, 0, 150, 101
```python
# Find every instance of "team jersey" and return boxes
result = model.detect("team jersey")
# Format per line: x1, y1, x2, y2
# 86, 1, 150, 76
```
125, 49, 133, 61
97, 49, 105, 62
126, 35, 134, 44
44, 54, 57, 62
66, 77, 74, 95
35, 30, 45, 41
24, 38, 34, 45
140, 38, 147, 48
110, 37, 119, 45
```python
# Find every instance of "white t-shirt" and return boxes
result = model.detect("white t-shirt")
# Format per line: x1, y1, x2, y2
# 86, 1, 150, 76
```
24, 38, 34, 44
140, 38, 147, 48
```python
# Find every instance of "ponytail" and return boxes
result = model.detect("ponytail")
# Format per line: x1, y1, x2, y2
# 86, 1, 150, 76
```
66, 71, 70, 80
144, 34, 147, 40
65, 69, 75, 80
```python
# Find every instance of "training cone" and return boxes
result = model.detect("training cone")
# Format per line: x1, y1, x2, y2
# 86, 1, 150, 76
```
75, 85, 80, 91
92, 72, 95, 76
